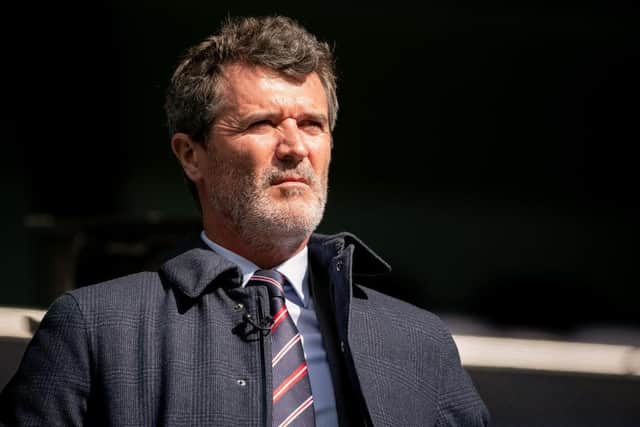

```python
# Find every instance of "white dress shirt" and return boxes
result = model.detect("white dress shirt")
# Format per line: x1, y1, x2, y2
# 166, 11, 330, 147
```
201, 232, 338, 426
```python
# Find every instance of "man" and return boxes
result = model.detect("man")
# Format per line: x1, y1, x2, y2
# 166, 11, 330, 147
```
1, 16, 488, 426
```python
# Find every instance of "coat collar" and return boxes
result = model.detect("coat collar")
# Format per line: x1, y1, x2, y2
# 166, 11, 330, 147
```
159, 237, 243, 299
308, 232, 391, 277
159, 232, 391, 299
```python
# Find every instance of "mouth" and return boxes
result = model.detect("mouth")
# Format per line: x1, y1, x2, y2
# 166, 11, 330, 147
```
271, 176, 309, 186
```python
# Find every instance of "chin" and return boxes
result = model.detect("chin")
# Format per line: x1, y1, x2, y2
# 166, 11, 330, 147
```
234, 185, 327, 244
263, 202, 324, 234
274, 185, 310, 199
275, 202, 318, 224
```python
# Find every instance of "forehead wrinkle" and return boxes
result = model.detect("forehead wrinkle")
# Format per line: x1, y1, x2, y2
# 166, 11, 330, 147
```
220, 64, 328, 121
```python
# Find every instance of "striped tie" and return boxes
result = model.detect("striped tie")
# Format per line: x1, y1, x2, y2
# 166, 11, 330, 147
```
247, 269, 316, 427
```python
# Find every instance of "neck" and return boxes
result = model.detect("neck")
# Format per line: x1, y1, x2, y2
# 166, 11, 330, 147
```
203, 218, 310, 269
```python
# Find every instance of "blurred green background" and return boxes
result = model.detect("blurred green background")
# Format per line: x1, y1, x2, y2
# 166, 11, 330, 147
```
2, 2, 638, 331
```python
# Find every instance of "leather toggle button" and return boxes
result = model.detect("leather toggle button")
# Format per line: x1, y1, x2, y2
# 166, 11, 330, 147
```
336, 261, 343, 272
236, 379, 247, 387
233, 303, 244, 312
340, 341, 345, 353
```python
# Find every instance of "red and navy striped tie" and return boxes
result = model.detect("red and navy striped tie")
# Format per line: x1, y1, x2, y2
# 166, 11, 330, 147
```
248, 269, 315, 427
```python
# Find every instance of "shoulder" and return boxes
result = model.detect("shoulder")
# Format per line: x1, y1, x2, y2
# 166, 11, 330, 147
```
350, 285, 490, 426
347, 283, 458, 367
70, 271, 162, 300
353, 284, 451, 339
63, 271, 164, 320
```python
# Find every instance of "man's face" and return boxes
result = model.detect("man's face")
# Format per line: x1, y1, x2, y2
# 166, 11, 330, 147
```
200, 64, 332, 246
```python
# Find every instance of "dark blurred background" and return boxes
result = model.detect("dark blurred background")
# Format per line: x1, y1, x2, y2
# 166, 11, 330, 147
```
3, 2, 639, 334
2, 2, 639, 425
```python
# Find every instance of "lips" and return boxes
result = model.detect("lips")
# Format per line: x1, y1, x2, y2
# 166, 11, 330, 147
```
271, 176, 309, 185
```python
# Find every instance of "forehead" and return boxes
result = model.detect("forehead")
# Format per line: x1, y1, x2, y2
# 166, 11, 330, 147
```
218, 63, 328, 115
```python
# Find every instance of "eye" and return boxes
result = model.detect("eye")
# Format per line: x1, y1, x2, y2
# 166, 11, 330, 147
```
299, 120, 324, 132
247, 120, 274, 130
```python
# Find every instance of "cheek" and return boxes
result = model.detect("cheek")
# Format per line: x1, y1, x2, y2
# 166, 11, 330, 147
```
204, 149, 245, 184
216, 143, 260, 170
238, 137, 277, 169
312, 143, 332, 174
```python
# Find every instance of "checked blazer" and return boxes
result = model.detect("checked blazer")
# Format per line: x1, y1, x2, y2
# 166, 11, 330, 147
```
0, 232, 489, 426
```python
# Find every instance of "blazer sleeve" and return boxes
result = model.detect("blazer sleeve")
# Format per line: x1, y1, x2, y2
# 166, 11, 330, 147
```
435, 326, 490, 427
0, 293, 91, 426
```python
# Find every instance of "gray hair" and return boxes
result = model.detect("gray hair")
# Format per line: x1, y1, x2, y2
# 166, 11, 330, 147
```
165, 15, 338, 144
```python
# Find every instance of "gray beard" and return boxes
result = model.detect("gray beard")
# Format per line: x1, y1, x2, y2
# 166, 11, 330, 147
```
207, 160, 328, 252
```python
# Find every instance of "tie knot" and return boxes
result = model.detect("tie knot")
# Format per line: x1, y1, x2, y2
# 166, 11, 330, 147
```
247, 269, 286, 299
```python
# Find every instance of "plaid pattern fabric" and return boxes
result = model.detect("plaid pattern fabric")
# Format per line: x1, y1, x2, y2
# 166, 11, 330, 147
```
0, 233, 489, 426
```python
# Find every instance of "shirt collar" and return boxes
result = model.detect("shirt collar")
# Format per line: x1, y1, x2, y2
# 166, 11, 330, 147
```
200, 231, 310, 307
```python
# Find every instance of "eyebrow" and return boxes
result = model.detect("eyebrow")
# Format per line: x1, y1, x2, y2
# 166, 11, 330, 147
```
241, 112, 278, 123
240, 111, 329, 125
298, 112, 329, 124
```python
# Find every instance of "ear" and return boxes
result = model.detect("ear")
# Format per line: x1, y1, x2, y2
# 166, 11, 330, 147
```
171, 133, 205, 182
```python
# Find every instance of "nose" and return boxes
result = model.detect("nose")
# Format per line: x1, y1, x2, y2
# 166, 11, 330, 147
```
275, 118, 309, 164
